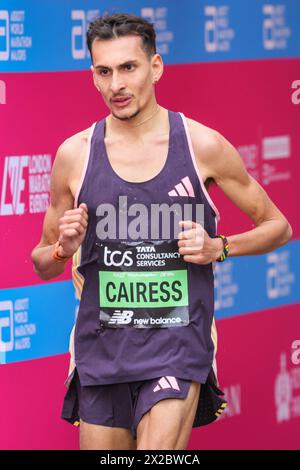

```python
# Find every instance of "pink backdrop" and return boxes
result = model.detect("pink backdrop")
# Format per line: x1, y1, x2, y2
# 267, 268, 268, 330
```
1, 58, 299, 448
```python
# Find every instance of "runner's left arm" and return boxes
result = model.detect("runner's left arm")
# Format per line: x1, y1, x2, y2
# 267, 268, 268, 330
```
196, 130, 292, 257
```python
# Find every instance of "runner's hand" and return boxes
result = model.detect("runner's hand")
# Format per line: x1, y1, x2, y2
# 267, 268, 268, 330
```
57, 203, 88, 257
177, 220, 223, 264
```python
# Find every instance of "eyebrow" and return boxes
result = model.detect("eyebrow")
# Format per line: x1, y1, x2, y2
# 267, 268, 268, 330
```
94, 60, 139, 70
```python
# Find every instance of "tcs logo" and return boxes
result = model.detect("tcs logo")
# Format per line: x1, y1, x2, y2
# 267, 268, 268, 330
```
103, 247, 133, 267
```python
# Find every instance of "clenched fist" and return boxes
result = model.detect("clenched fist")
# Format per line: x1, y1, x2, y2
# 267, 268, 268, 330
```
177, 220, 223, 264
57, 203, 89, 258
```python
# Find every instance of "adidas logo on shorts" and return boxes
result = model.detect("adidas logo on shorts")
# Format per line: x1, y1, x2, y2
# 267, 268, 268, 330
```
153, 376, 181, 392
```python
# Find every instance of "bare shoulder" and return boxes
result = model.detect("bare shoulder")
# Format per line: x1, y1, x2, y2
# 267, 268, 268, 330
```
185, 115, 249, 187
57, 125, 92, 160
185, 116, 237, 182
185, 117, 223, 157
53, 125, 93, 197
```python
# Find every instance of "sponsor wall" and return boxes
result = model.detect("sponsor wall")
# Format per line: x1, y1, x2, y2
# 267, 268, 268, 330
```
0, 0, 299, 449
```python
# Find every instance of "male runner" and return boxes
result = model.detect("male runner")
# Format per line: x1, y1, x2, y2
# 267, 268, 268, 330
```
31, 13, 292, 450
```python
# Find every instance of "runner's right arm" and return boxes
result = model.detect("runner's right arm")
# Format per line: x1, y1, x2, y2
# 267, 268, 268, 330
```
31, 141, 88, 280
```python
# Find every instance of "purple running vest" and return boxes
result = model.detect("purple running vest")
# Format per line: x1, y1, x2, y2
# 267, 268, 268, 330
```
67, 109, 221, 387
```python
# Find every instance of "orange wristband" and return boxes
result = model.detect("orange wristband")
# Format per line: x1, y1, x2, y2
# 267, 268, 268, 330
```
52, 241, 72, 262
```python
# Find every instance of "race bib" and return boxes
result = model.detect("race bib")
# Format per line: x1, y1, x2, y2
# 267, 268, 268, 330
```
96, 239, 189, 328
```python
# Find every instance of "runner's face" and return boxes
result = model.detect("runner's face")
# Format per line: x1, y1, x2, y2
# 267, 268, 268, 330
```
90, 36, 161, 120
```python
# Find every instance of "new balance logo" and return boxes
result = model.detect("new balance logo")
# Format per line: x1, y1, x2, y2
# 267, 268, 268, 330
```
108, 310, 134, 325
168, 176, 195, 197
153, 376, 180, 392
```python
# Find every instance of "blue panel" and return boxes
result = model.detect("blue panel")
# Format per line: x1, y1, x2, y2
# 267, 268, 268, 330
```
0, 0, 300, 72
0, 281, 77, 364
215, 239, 299, 319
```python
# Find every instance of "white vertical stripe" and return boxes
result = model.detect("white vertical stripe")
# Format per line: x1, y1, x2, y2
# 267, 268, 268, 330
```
179, 112, 221, 386
179, 112, 221, 222
73, 121, 97, 209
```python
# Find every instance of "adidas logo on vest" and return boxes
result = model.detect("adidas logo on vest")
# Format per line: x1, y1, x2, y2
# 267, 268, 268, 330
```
168, 176, 195, 197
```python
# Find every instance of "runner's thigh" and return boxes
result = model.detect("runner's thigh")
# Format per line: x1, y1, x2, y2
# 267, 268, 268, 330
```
137, 381, 200, 450
80, 420, 137, 450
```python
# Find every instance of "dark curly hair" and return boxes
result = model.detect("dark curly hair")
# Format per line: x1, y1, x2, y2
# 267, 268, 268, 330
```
87, 12, 157, 62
